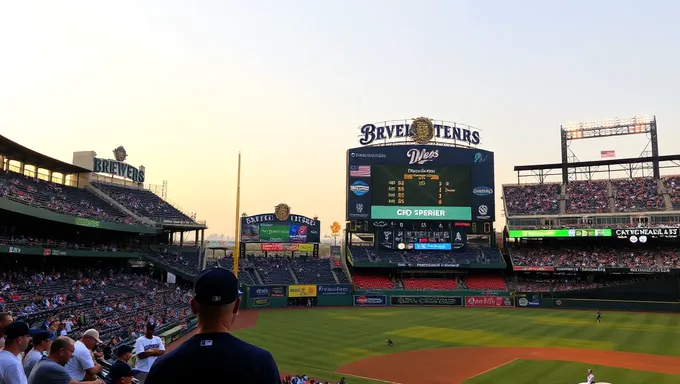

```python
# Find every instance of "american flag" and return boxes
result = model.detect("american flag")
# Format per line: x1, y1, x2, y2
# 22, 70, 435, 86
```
350, 165, 371, 177
601, 150, 616, 158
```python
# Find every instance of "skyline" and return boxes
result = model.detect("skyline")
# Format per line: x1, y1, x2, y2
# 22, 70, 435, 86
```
2, 1, 680, 239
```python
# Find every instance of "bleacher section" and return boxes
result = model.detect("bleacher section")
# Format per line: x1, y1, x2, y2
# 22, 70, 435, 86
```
464, 275, 507, 291
503, 176, 680, 218
92, 181, 195, 223
508, 245, 680, 269
352, 274, 395, 290
348, 246, 504, 265
402, 278, 457, 290
0, 170, 137, 224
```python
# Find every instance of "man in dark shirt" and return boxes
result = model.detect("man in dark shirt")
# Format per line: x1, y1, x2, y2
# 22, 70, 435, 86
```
145, 267, 280, 384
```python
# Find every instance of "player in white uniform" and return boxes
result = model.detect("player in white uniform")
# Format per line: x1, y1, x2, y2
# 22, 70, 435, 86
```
586, 369, 595, 384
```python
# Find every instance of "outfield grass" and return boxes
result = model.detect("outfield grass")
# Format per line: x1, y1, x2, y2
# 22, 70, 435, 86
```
233, 307, 680, 383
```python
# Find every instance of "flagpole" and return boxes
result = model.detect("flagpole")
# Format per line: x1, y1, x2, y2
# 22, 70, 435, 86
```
233, 152, 241, 277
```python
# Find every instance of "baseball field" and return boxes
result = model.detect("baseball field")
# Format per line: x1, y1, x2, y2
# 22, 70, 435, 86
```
221, 307, 680, 383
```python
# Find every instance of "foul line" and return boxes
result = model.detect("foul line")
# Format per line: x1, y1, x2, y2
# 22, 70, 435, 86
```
465, 358, 518, 381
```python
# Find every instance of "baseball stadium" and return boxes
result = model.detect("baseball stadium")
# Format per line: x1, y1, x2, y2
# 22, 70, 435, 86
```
2, 115, 680, 384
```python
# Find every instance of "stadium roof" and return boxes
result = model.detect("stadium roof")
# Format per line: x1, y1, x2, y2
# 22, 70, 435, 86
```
513, 154, 680, 172
0, 134, 91, 174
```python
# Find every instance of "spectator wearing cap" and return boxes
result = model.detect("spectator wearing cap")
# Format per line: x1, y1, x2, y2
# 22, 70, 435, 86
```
23, 330, 54, 377
133, 323, 164, 384
145, 267, 280, 384
27, 336, 103, 384
64, 329, 102, 382
0, 321, 31, 384
0, 312, 13, 350
108, 361, 135, 384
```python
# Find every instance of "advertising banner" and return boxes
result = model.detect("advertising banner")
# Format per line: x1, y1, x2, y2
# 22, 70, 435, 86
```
508, 229, 612, 238
249, 287, 271, 298
515, 293, 541, 308
240, 208, 321, 244
615, 228, 679, 238
298, 244, 314, 252
390, 296, 463, 306
317, 285, 351, 296
260, 243, 299, 252
288, 285, 317, 298
353, 295, 387, 306
513, 266, 555, 271
465, 296, 514, 307
270, 286, 286, 297
250, 298, 271, 308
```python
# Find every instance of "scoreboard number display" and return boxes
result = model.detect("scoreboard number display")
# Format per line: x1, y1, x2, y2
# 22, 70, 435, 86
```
372, 165, 471, 207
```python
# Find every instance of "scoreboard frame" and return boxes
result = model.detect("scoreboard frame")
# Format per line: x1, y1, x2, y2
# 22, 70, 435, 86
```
346, 145, 495, 222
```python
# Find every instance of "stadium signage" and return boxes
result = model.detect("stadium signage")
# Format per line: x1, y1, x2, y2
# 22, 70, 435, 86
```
358, 119, 481, 147
407, 148, 439, 165
249, 287, 270, 298
390, 296, 463, 306
353, 295, 387, 306
250, 298, 270, 308
508, 229, 612, 238
465, 296, 514, 307
93, 147, 145, 183
513, 266, 555, 271
615, 228, 679, 238
244, 214, 318, 226
270, 286, 286, 297
472, 186, 493, 196
629, 267, 670, 273
317, 285, 351, 296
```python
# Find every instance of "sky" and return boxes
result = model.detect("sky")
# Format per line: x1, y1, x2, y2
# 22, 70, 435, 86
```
1, 1, 680, 240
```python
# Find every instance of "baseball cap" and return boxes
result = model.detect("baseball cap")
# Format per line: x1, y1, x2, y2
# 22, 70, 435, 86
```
116, 345, 134, 357
146, 322, 155, 330
4, 321, 30, 340
193, 267, 242, 306
109, 362, 134, 379
30, 330, 53, 343
82, 329, 103, 343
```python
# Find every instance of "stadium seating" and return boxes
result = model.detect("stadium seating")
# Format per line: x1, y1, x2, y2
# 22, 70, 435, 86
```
352, 274, 395, 290
0, 170, 137, 224
463, 275, 508, 290
663, 176, 680, 209
0, 268, 192, 348
92, 181, 195, 223
503, 184, 561, 216
611, 178, 665, 212
509, 244, 678, 269
565, 180, 609, 214
348, 246, 504, 266
402, 278, 457, 290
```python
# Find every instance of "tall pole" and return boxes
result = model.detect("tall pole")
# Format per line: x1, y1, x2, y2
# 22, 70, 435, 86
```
233, 152, 241, 277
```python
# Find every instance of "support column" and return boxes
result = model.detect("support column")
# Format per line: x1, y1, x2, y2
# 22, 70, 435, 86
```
180, 232, 184, 247
195, 230, 199, 247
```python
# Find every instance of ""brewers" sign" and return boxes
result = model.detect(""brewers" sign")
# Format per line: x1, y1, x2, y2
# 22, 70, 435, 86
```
359, 117, 481, 147
92, 146, 145, 183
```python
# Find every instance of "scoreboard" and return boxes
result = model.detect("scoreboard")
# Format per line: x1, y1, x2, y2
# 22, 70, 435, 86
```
346, 145, 495, 222
371, 165, 471, 207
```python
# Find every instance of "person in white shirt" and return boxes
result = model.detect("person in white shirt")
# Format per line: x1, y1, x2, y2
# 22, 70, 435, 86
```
0, 321, 32, 384
0, 313, 13, 350
63, 329, 102, 381
586, 369, 595, 384
22, 330, 53, 377
134, 323, 165, 384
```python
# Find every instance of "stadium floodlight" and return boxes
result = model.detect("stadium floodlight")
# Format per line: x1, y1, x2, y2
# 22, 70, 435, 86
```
561, 115, 655, 141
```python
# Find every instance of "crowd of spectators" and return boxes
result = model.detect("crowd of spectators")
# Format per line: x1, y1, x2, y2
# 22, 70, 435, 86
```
148, 248, 350, 286
509, 245, 677, 269
0, 236, 141, 253
503, 184, 561, 216
504, 177, 672, 218
612, 178, 665, 212
93, 181, 195, 223
0, 268, 192, 349
509, 274, 656, 292
348, 247, 504, 265
565, 180, 609, 214
0, 170, 138, 224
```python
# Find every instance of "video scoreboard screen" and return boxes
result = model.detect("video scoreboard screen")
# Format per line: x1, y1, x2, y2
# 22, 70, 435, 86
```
347, 146, 495, 222
371, 165, 471, 207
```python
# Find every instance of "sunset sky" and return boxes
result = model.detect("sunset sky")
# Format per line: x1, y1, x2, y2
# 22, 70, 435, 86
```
2, 1, 680, 239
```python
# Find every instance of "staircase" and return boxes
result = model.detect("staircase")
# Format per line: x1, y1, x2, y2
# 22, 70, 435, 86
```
608, 181, 617, 212
252, 269, 264, 285
657, 179, 674, 210
86, 185, 154, 225
289, 267, 300, 284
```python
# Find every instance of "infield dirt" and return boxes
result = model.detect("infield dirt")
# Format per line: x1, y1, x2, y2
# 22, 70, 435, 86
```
337, 346, 680, 384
